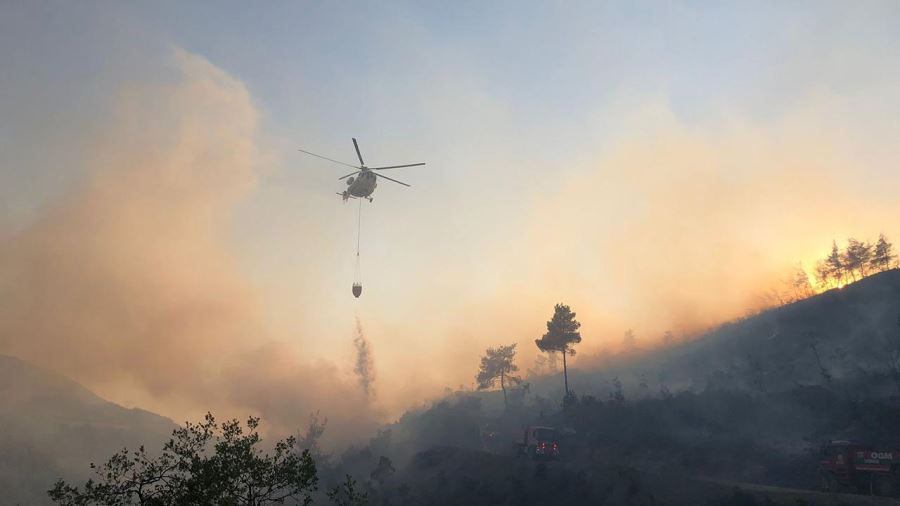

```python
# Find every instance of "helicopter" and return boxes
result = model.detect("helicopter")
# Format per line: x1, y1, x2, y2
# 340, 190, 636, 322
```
299, 138, 425, 202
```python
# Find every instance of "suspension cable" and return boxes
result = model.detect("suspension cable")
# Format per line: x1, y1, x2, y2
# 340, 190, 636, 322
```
356, 197, 362, 257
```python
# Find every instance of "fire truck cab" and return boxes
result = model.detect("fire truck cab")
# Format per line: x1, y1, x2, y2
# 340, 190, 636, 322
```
818, 440, 899, 496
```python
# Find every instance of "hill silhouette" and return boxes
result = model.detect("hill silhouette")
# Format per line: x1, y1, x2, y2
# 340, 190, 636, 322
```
327, 270, 900, 503
0, 355, 175, 505
531, 268, 900, 402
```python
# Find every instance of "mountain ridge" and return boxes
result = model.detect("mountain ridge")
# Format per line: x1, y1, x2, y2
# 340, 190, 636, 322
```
0, 354, 176, 505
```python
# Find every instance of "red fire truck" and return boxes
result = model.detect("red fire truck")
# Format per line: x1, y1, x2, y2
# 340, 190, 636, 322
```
817, 440, 900, 496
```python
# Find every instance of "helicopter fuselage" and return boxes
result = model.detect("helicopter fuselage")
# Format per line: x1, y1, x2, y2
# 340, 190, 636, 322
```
344, 169, 377, 200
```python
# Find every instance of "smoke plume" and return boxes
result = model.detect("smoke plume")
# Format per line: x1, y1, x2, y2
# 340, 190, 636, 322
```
0, 49, 376, 443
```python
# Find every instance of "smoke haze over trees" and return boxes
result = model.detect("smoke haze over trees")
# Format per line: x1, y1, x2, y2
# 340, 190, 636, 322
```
8, 266, 900, 504
621, 329, 637, 353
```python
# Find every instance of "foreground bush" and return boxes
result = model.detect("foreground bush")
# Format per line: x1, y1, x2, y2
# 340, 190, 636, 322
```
48, 413, 318, 506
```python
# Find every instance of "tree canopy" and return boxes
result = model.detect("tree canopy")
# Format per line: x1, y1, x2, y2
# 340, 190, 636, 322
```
476, 344, 521, 390
48, 413, 318, 506
814, 235, 896, 289
535, 304, 582, 355
476, 344, 522, 408
843, 238, 872, 279
872, 234, 897, 272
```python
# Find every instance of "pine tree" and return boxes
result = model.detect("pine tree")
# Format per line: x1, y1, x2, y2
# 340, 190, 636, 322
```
825, 240, 845, 285
476, 344, 521, 409
535, 304, 582, 401
844, 238, 873, 278
871, 234, 896, 273
814, 259, 832, 288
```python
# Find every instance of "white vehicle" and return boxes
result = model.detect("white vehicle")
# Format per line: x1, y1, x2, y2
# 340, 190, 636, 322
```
515, 426, 560, 460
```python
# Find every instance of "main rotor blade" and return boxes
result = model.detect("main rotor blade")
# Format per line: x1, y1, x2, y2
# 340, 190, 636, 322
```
352, 138, 365, 166
338, 171, 360, 180
370, 163, 426, 170
374, 172, 410, 187
298, 149, 360, 169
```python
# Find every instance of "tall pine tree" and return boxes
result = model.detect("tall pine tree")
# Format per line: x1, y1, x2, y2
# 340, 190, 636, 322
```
535, 304, 582, 403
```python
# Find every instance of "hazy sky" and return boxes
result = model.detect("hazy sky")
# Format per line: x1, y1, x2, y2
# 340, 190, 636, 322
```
2, 1, 900, 439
